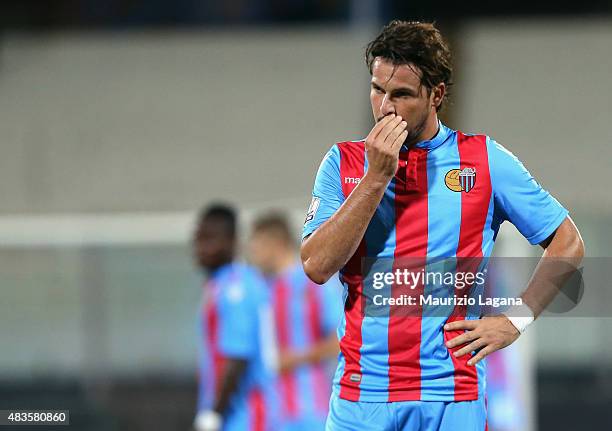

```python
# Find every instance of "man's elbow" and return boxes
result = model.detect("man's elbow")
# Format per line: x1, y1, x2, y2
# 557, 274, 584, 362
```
301, 257, 332, 285
567, 217, 585, 261
301, 235, 335, 284
574, 233, 585, 261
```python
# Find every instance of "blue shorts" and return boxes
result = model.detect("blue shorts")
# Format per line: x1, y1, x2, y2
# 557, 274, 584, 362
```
280, 415, 327, 431
326, 394, 487, 431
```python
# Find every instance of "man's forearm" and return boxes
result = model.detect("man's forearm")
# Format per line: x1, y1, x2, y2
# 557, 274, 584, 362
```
301, 172, 389, 284
302, 333, 340, 364
279, 333, 339, 374
521, 217, 585, 318
213, 358, 248, 415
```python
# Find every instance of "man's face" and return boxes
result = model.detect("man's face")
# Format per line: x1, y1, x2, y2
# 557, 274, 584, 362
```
370, 57, 438, 146
248, 231, 280, 275
192, 218, 234, 270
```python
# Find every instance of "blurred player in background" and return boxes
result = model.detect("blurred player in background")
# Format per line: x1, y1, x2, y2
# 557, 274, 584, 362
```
301, 20, 584, 430
192, 204, 278, 431
249, 212, 343, 431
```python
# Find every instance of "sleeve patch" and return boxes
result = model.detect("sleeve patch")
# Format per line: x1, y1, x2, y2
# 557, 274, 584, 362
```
304, 196, 321, 224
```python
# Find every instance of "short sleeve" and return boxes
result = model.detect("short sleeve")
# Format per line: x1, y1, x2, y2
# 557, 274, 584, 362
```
319, 274, 344, 334
488, 138, 568, 245
217, 277, 258, 358
302, 145, 344, 239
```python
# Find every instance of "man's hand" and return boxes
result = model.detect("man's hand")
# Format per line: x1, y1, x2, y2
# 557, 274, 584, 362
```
364, 114, 408, 182
444, 315, 520, 366
278, 350, 302, 374
193, 411, 222, 431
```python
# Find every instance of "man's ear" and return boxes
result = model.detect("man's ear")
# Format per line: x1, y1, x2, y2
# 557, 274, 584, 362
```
431, 83, 446, 109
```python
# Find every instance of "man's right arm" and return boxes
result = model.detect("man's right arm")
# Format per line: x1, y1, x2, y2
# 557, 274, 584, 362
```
194, 279, 257, 431
301, 114, 407, 284
194, 357, 247, 431
301, 173, 389, 284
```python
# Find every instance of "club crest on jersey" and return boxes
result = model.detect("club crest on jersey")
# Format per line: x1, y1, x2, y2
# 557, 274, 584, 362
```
445, 167, 476, 193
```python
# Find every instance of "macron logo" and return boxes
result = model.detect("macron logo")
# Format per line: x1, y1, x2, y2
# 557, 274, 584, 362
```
344, 177, 362, 184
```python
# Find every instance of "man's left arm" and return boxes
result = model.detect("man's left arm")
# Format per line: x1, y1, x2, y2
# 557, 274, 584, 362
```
445, 216, 584, 365
445, 139, 584, 365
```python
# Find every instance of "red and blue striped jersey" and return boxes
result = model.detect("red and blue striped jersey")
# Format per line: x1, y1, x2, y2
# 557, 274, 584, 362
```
270, 264, 343, 423
198, 263, 279, 430
302, 122, 568, 402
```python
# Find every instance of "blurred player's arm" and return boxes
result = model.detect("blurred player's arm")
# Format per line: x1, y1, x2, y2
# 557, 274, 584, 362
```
213, 357, 248, 414
195, 281, 257, 431
194, 358, 249, 431
279, 275, 344, 373
279, 332, 339, 373
302, 114, 407, 284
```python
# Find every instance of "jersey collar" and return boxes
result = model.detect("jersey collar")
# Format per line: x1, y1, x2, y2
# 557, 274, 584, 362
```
208, 261, 234, 280
404, 120, 450, 151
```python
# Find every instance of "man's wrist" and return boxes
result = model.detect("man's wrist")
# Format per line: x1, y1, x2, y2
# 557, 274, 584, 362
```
361, 171, 392, 190
194, 410, 222, 431
294, 350, 308, 366
502, 303, 535, 334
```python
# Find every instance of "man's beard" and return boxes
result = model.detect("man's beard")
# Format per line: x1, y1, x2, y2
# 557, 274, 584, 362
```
404, 112, 429, 148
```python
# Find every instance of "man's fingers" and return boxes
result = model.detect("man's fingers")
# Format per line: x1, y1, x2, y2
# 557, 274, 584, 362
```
367, 114, 397, 142
385, 120, 408, 147
445, 330, 478, 349
444, 320, 478, 331
376, 115, 403, 144
365, 114, 404, 157
390, 130, 408, 153
468, 345, 495, 366
453, 338, 485, 358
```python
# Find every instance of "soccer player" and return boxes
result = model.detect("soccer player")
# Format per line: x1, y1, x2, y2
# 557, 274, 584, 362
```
300, 21, 584, 430
248, 212, 343, 431
192, 204, 278, 431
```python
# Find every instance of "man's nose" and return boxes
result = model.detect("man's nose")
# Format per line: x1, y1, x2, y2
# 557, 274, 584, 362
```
380, 94, 396, 117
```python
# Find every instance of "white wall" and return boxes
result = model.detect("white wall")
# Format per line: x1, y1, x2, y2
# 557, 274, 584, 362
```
0, 29, 373, 215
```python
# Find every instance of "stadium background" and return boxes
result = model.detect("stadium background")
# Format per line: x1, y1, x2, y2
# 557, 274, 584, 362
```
1, 1, 611, 430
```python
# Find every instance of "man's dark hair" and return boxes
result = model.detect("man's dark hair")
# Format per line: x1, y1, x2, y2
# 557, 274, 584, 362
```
365, 20, 453, 111
252, 211, 295, 247
198, 203, 237, 238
